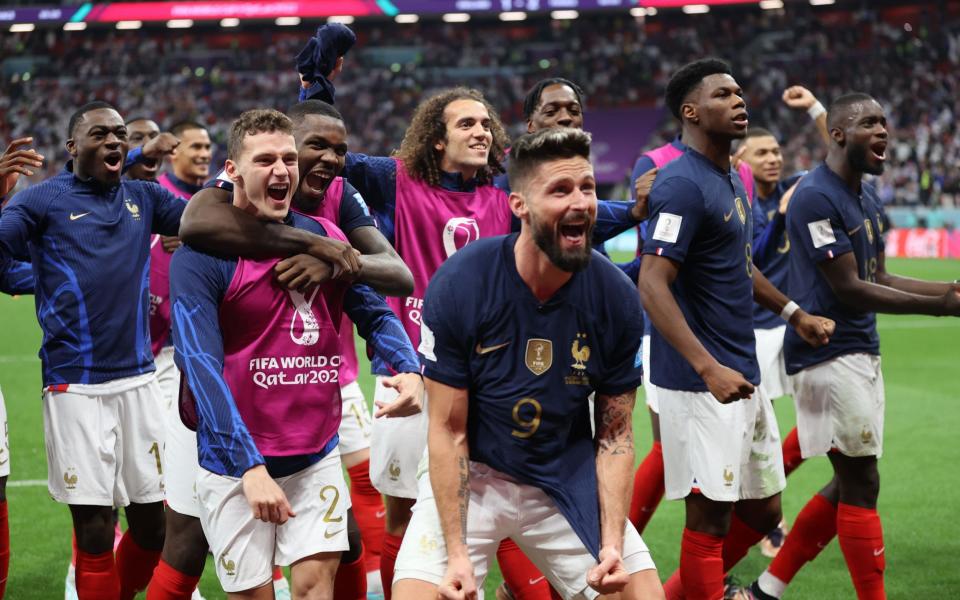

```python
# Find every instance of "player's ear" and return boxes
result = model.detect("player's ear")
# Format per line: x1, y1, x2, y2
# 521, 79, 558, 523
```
65, 138, 77, 158
509, 191, 529, 219
830, 126, 845, 147
224, 159, 241, 184
526, 120, 535, 134
681, 102, 698, 125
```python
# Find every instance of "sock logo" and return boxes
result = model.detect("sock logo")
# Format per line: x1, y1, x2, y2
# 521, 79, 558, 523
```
873, 546, 885, 557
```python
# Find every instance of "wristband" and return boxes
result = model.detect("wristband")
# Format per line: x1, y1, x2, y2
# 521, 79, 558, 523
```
807, 101, 826, 120
780, 301, 800, 322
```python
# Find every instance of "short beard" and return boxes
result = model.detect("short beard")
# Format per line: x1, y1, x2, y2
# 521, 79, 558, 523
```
530, 213, 594, 273
849, 142, 885, 176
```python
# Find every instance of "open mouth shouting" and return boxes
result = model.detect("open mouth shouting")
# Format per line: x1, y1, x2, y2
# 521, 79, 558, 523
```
732, 111, 749, 130
870, 140, 887, 163
303, 168, 335, 198
266, 182, 290, 206
559, 217, 589, 249
103, 151, 123, 173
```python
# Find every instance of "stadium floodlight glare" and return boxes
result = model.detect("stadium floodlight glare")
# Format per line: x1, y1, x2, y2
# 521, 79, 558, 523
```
682, 4, 710, 14
551, 10, 578, 20
629, 7, 646, 17
10, 23, 35, 33
499, 12, 527, 22
442, 13, 471, 23
328, 16, 355, 24
395, 14, 419, 23
220, 18, 240, 27
760, 0, 784, 8
275, 16, 301, 26
167, 19, 193, 29
63, 22, 87, 31
809, 0, 836, 4
116, 20, 142, 30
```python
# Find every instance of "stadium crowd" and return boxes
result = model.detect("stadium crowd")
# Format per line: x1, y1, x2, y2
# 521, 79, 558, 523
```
2, 5, 959, 206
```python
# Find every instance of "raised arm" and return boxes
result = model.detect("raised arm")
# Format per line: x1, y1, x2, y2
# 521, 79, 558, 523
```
876, 252, 960, 297
782, 86, 830, 148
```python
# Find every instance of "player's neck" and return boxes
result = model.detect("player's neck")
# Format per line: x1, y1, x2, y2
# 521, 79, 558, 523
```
757, 179, 777, 198
826, 152, 863, 193
684, 130, 731, 171
439, 155, 479, 183
514, 231, 573, 303
172, 167, 203, 187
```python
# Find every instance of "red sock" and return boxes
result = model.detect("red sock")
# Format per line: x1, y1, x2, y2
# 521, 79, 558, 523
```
116, 531, 162, 600
380, 532, 403, 600
71, 531, 78, 567
334, 546, 368, 600
629, 442, 665, 534
273, 566, 284, 581
0, 501, 9, 599
721, 514, 766, 571
782, 428, 804, 477
145, 559, 202, 600
76, 550, 120, 600
679, 528, 724, 600
348, 460, 386, 573
662, 570, 684, 600
496, 539, 561, 599
837, 503, 885, 600
768, 493, 837, 584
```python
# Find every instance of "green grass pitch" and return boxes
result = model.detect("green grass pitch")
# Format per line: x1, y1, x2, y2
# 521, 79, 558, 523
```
0, 257, 957, 598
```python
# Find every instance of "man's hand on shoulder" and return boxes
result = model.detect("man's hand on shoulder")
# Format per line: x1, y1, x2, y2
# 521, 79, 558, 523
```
275, 254, 334, 292
631, 167, 658, 221
306, 236, 362, 280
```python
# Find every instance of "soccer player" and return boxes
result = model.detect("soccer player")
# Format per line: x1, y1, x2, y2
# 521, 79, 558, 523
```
169, 108, 419, 600
746, 93, 960, 600
638, 59, 834, 600
126, 118, 163, 182
393, 126, 662, 600
0, 101, 187, 600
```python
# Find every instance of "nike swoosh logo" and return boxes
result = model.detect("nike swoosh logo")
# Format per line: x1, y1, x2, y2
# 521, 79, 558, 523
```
69, 212, 91, 221
324, 528, 345, 539
529, 576, 545, 585
723, 209, 734, 222
847, 225, 863, 235
874, 547, 885, 556
375, 509, 386, 519
816, 542, 827, 549
475, 341, 510, 355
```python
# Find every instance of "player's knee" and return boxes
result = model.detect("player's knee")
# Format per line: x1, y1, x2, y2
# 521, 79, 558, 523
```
162, 513, 209, 574
0, 475, 7, 502
383, 495, 415, 534
290, 564, 338, 600
125, 501, 166, 549
623, 568, 666, 600
70, 505, 116, 553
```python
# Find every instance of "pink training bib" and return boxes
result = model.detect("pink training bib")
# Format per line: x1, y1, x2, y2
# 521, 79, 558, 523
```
149, 173, 191, 356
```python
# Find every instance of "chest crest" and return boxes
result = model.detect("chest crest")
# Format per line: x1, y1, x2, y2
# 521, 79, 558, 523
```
524, 339, 552, 376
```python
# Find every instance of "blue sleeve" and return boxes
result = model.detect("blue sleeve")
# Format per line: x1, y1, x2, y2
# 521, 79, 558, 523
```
123, 146, 143, 173
170, 247, 264, 477
594, 200, 641, 243
786, 188, 853, 265
338, 182, 377, 234
0, 256, 33, 295
149, 183, 187, 236
642, 177, 706, 263
418, 263, 472, 388
0, 188, 45, 260
630, 156, 657, 200
343, 153, 397, 244
343, 284, 420, 374
752, 201, 785, 268
595, 272, 645, 395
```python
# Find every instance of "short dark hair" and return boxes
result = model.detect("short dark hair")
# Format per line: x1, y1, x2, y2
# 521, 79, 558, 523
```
745, 126, 776, 139
522, 78, 585, 119
68, 100, 118, 138
124, 115, 154, 126
288, 100, 344, 125
169, 120, 207, 137
227, 109, 294, 160
827, 93, 878, 129
508, 128, 591, 194
665, 58, 732, 120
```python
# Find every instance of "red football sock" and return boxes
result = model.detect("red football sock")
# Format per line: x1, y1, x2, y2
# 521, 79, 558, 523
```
496, 539, 561, 599
0, 501, 9, 599
76, 549, 120, 600
116, 531, 162, 600
662, 570, 684, 600
679, 528, 724, 600
71, 531, 78, 567
145, 559, 202, 600
334, 546, 368, 600
273, 566, 284, 581
629, 441, 665, 534
768, 493, 837, 584
380, 532, 403, 600
721, 513, 766, 571
782, 428, 804, 477
348, 460, 386, 573
837, 503, 885, 600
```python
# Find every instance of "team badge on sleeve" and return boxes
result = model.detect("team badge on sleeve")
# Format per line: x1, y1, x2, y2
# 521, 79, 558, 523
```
652, 213, 682, 243
418, 322, 437, 362
525, 339, 552, 376
808, 219, 837, 248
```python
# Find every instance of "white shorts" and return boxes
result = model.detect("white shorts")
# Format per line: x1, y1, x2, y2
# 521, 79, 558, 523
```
754, 327, 793, 400
792, 353, 884, 459
0, 387, 9, 478
395, 463, 656, 600
641, 335, 661, 413
370, 376, 428, 498
154, 346, 180, 413
659, 386, 785, 502
43, 373, 166, 506
338, 380, 372, 456
198, 450, 351, 593
161, 359, 201, 518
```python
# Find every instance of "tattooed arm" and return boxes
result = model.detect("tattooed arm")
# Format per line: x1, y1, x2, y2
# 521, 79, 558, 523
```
425, 377, 478, 599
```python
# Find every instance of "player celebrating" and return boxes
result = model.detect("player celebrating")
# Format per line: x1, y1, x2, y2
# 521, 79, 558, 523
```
638, 59, 834, 600
746, 93, 960, 600
0, 101, 187, 600
392, 127, 662, 600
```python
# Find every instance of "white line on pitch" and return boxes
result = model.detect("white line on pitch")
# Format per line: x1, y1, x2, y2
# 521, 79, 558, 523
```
6, 479, 46, 487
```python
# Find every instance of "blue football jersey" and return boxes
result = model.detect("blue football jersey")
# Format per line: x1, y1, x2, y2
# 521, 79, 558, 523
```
752, 172, 805, 330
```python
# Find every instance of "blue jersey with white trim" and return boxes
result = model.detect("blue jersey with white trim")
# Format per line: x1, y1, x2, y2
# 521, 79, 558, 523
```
0, 163, 184, 385
642, 149, 758, 391
784, 164, 884, 373
419, 234, 644, 558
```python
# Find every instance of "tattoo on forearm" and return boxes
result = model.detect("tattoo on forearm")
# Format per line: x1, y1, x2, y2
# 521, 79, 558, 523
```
457, 455, 469, 544
596, 390, 635, 456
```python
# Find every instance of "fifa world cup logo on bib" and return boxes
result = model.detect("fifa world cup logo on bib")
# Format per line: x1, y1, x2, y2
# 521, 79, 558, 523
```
442, 217, 481, 258
287, 288, 321, 346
